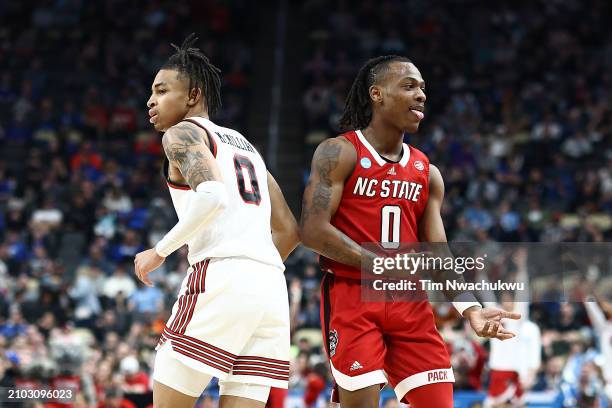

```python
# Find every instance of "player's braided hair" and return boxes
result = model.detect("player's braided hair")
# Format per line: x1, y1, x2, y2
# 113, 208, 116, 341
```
162, 33, 222, 115
339, 55, 412, 130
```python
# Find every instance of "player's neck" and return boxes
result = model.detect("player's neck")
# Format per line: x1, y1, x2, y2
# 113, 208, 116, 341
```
362, 120, 404, 158
184, 106, 209, 120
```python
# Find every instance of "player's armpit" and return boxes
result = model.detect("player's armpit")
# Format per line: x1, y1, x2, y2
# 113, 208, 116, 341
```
162, 121, 221, 190
300, 137, 368, 269
268, 171, 299, 261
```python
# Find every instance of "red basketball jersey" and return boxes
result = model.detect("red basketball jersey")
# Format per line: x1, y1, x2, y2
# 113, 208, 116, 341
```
321, 130, 430, 279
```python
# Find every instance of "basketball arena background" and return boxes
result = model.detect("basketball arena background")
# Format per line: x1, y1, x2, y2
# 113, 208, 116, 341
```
0, 0, 611, 407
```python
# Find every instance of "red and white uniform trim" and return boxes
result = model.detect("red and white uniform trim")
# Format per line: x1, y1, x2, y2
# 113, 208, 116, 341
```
161, 326, 236, 373
155, 256, 290, 388
232, 356, 290, 381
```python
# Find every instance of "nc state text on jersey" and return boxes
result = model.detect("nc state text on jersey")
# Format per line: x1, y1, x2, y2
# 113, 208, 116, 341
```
353, 177, 423, 202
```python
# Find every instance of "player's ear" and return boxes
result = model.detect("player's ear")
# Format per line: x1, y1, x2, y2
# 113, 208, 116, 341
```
369, 85, 383, 105
187, 87, 202, 107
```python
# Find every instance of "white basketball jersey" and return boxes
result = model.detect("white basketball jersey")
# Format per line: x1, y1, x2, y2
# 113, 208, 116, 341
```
163, 116, 284, 270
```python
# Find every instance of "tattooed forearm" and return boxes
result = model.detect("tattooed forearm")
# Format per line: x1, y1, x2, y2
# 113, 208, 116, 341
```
320, 232, 369, 268
322, 242, 359, 267
162, 124, 215, 189
300, 182, 331, 227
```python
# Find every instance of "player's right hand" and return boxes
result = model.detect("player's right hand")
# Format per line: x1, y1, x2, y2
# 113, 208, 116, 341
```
465, 306, 521, 340
134, 248, 165, 286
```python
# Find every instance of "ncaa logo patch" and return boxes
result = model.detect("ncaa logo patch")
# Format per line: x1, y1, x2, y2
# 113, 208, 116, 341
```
360, 157, 371, 169
329, 330, 339, 357
414, 160, 425, 171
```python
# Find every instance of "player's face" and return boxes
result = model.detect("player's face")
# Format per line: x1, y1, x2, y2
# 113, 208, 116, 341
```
147, 69, 191, 132
375, 62, 426, 133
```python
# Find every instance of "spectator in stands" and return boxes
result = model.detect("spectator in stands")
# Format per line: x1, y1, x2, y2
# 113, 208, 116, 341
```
127, 282, 164, 323
303, 362, 329, 407
99, 386, 137, 408
118, 355, 150, 395
584, 296, 612, 402
103, 266, 137, 300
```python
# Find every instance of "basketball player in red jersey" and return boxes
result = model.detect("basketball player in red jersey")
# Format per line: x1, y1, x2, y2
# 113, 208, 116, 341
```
300, 56, 521, 408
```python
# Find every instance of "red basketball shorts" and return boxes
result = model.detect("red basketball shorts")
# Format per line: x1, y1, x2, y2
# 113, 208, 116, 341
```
320, 274, 454, 403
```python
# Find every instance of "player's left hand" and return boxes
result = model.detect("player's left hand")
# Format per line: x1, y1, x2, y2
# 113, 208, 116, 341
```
464, 306, 521, 340
134, 248, 165, 287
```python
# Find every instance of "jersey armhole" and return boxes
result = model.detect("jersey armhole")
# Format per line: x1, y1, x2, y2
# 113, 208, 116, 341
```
162, 159, 191, 190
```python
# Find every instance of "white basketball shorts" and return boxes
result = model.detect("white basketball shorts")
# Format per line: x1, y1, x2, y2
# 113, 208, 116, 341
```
154, 257, 290, 391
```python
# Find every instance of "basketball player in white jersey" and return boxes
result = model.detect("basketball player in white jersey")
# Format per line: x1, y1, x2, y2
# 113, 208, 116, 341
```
134, 34, 299, 408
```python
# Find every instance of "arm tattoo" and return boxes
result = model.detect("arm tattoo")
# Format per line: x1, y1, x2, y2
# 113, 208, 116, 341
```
163, 123, 214, 189
300, 141, 342, 226
315, 141, 341, 185
301, 139, 364, 268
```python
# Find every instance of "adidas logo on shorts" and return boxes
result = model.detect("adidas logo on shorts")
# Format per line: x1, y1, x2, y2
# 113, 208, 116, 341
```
350, 361, 363, 371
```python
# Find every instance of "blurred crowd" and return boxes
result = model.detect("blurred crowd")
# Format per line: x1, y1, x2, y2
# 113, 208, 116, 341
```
0, 0, 611, 407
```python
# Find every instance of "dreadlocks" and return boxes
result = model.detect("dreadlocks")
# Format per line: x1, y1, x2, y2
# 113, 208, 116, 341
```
162, 33, 222, 116
339, 55, 412, 130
